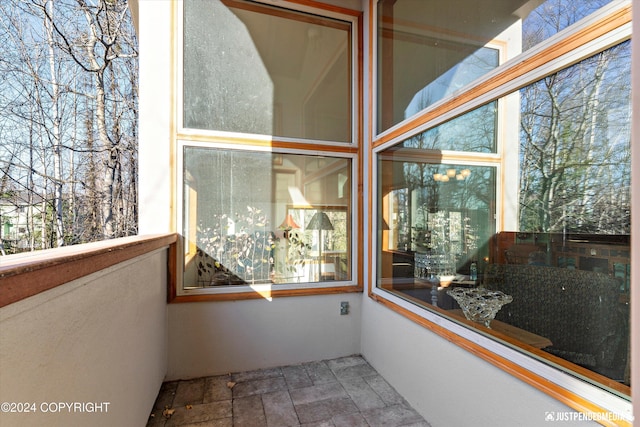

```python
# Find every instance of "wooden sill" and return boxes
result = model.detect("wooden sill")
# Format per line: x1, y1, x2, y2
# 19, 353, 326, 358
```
169, 284, 363, 303
0, 234, 178, 308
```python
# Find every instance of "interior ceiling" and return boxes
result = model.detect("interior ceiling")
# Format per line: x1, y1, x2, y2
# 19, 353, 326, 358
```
232, 7, 308, 79
386, 0, 544, 42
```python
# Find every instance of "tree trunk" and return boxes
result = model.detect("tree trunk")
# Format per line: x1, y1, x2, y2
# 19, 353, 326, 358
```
44, 0, 65, 247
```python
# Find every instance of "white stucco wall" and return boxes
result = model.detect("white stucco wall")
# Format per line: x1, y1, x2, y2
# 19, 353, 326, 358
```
137, 0, 172, 236
166, 292, 362, 380
359, 297, 605, 427
133, 0, 637, 424
0, 250, 169, 427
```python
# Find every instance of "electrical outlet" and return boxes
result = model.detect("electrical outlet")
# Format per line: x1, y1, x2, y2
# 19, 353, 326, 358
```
340, 301, 349, 315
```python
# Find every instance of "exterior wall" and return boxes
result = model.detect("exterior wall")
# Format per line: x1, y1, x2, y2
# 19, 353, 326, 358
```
136, 0, 365, 380
359, 297, 599, 427
359, 2, 624, 426
137, 0, 172, 236
0, 249, 169, 427
134, 0, 638, 424
166, 293, 362, 380
631, 2, 639, 422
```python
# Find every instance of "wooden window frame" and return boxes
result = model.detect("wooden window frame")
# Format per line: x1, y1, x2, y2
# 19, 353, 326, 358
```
368, 0, 633, 423
171, 0, 365, 302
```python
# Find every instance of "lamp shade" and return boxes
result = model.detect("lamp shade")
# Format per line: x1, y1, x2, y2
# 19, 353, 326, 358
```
307, 212, 334, 230
279, 214, 300, 229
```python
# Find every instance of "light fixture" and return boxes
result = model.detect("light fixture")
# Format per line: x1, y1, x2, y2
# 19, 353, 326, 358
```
279, 213, 300, 239
433, 168, 471, 182
279, 214, 300, 230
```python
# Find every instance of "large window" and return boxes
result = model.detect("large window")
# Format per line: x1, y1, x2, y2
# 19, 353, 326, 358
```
183, 0, 353, 142
374, 0, 631, 409
178, 0, 360, 297
376, 0, 616, 134
183, 148, 353, 288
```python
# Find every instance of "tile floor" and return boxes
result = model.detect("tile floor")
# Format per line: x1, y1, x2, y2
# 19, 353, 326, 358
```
146, 355, 431, 427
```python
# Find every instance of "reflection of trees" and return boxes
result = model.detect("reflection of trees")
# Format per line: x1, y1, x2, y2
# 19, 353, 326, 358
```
522, 0, 611, 50
402, 102, 497, 153
519, 42, 631, 233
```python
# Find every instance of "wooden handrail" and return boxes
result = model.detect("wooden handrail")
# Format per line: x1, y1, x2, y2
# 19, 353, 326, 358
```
0, 234, 178, 308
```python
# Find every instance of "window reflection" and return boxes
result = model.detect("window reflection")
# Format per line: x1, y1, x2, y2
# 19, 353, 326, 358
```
376, 0, 615, 133
183, 148, 352, 288
399, 102, 497, 153
184, 0, 352, 142
377, 159, 496, 286
376, 41, 631, 390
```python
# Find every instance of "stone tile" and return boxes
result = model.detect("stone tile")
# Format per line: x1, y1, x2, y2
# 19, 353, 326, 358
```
339, 376, 386, 411
332, 412, 370, 427
233, 376, 288, 398
147, 356, 430, 427
233, 395, 267, 427
362, 404, 424, 427
282, 364, 313, 389
364, 375, 406, 406
262, 390, 299, 427
204, 376, 233, 403
289, 382, 348, 406
325, 355, 367, 372
304, 361, 337, 385
165, 400, 232, 426
232, 367, 282, 383
327, 356, 378, 380
332, 362, 378, 380
175, 420, 233, 427
301, 420, 335, 427
399, 422, 432, 427
294, 395, 358, 424
294, 399, 333, 424
146, 411, 167, 426
174, 379, 206, 406
326, 396, 359, 417
154, 381, 179, 410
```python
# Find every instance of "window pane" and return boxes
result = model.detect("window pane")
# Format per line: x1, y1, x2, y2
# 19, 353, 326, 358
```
183, 147, 352, 288
377, 0, 615, 133
397, 101, 497, 153
377, 158, 496, 287
184, 0, 352, 142
377, 41, 631, 391
522, 0, 615, 51
518, 41, 631, 235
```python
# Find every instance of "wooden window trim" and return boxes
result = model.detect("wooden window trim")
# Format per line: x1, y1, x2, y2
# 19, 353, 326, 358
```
368, 0, 632, 422
169, 283, 363, 304
173, 0, 364, 300
173, 145, 365, 302
0, 234, 178, 308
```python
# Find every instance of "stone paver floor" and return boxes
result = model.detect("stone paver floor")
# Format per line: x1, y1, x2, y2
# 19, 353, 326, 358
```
146, 355, 430, 427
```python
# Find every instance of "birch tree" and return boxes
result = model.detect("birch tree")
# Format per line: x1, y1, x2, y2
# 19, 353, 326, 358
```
0, 0, 137, 252
519, 43, 631, 233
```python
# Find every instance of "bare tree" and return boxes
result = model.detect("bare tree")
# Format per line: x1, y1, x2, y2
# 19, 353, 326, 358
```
0, 0, 137, 253
519, 43, 631, 234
